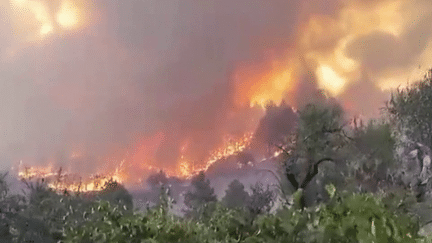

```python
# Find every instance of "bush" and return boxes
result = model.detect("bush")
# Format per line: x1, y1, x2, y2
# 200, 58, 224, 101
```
250, 186, 422, 242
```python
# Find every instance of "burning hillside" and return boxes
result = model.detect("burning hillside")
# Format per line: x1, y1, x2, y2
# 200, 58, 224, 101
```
17, 131, 255, 192
2, 0, 432, 192
17, 159, 127, 192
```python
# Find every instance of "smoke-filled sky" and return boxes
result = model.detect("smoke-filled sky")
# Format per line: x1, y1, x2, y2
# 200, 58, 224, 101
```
1, 0, 432, 183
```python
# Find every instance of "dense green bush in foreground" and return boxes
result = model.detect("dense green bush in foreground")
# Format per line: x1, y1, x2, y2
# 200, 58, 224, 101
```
64, 185, 424, 243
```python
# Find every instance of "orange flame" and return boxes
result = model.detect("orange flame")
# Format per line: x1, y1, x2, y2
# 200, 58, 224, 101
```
232, 0, 412, 105
234, 54, 299, 108
18, 158, 127, 193
17, 131, 255, 190
8, 0, 95, 43
173, 132, 254, 179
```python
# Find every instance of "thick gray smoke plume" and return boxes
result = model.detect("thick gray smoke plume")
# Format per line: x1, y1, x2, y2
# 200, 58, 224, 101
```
0, 0, 324, 173
1, 0, 432, 182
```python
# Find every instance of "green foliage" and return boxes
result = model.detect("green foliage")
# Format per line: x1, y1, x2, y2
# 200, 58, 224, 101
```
386, 69, 432, 148
0, 175, 136, 243
383, 69, 432, 202
64, 200, 151, 242
348, 120, 397, 192
324, 183, 336, 199
15, 181, 97, 242
0, 171, 427, 242
64, 194, 235, 242
318, 192, 419, 242
60, 191, 423, 242
280, 101, 352, 209
253, 188, 423, 242
353, 120, 395, 167
207, 203, 255, 241
0, 173, 27, 242
296, 102, 348, 161
247, 182, 275, 216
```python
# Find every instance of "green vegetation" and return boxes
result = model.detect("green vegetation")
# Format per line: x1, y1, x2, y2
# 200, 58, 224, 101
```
4, 69, 432, 242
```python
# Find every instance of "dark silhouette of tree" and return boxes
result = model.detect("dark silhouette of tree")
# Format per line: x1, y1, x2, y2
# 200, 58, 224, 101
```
98, 179, 133, 211
222, 179, 250, 209
183, 171, 217, 219
18, 178, 65, 242
246, 182, 274, 216
0, 173, 27, 242
253, 101, 298, 155
146, 170, 168, 189
144, 170, 170, 206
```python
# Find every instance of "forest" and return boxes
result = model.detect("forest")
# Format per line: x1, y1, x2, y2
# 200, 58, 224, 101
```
4, 70, 432, 242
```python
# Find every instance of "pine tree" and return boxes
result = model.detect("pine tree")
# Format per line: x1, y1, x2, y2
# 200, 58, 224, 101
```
183, 171, 217, 218
222, 179, 250, 209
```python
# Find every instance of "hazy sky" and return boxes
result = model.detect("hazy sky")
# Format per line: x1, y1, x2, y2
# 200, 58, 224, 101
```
1, 0, 432, 182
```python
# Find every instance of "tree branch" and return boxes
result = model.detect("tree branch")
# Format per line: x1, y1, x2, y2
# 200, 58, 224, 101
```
274, 144, 291, 156
300, 158, 334, 189
286, 172, 299, 190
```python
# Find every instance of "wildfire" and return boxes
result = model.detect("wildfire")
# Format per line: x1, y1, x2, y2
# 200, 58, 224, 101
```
232, 0, 413, 107
178, 156, 192, 178
56, 0, 81, 29
205, 132, 254, 169
18, 162, 56, 180
173, 132, 255, 179
316, 65, 347, 96
18, 159, 127, 193
300, 0, 407, 96
234, 55, 299, 108
8, 0, 93, 42
16, 131, 255, 190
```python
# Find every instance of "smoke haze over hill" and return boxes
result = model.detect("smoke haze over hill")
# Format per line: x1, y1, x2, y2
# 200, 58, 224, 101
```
1, 0, 432, 188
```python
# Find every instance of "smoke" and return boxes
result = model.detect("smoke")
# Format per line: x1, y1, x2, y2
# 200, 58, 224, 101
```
345, 12, 432, 74
2, 0, 432, 186
337, 68, 391, 119
252, 103, 298, 154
